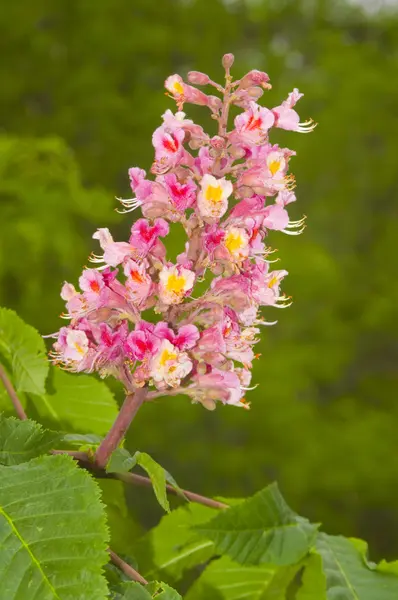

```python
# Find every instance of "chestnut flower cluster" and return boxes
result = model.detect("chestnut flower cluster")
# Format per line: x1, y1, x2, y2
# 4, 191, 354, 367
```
51, 53, 315, 410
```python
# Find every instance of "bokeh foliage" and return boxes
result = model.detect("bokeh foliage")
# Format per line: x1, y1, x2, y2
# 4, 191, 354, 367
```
1, 0, 398, 558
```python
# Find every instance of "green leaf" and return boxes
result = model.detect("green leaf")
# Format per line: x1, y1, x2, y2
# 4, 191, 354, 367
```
0, 415, 60, 465
111, 581, 182, 600
107, 447, 138, 473
99, 478, 142, 556
0, 453, 109, 599
107, 449, 178, 514
137, 503, 217, 581
135, 452, 170, 513
186, 555, 301, 600
63, 433, 103, 447
0, 307, 48, 395
146, 581, 183, 599
34, 368, 118, 436
296, 552, 326, 600
195, 482, 318, 566
298, 534, 398, 599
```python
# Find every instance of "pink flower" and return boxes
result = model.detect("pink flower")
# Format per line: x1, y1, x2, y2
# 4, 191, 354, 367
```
232, 102, 275, 145
189, 368, 246, 410
129, 218, 169, 257
163, 173, 197, 211
158, 264, 195, 305
92, 228, 135, 267
272, 88, 316, 133
61, 283, 84, 316
197, 174, 233, 220
150, 339, 193, 388
123, 259, 153, 308
152, 124, 185, 169
79, 269, 106, 303
52, 53, 314, 408
262, 205, 290, 232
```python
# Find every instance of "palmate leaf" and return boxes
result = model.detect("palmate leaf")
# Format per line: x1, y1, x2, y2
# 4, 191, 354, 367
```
111, 581, 182, 599
0, 454, 109, 600
195, 482, 318, 566
0, 415, 61, 465
297, 534, 398, 599
34, 368, 118, 436
0, 307, 48, 395
136, 504, 217, 582
186, 555, 301, 600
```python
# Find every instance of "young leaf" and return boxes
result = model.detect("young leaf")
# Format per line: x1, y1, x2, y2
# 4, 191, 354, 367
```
186, 555, 300, 600
107, 448, 179, 514
298, 534, 398, 599
110, 581, 152, 599
0, 453, 109, 599
0, 415, 60, 465
107, 447, 138, 473
34, 368, 118, 435
135, 452, 170, 513
63, 432, 103, 449
111, 581, 182, 599
146, 581, 183, 599
136, 503, 217, 582
195, 482, 318, 566
0, 307, 48, 395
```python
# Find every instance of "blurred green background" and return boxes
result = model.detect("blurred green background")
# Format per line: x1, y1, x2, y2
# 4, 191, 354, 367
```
1, 0, 398, 560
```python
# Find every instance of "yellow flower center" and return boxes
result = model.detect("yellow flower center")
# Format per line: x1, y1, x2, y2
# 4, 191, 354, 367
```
225, 230, 246, 256
166, 273, 186, 294
267, 276, 279, 288
173, 81, 184, 95
159, 348, 177, 367
268, 160, 281, 176
205, 185, 223, 204
74, 342, 86, 355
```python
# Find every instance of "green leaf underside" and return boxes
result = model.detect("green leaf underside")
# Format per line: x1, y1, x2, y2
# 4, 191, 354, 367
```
186, 555, 301, 600
34, 368, 118, 436
0, 415, 60, 465
0, 454, 109, 600
0, 307, 48, 395
107, 449, 173, 513
111, 581, 182, 599
137, 504, 217, 581
298, 534, 398, 599
196, 482, 318, 566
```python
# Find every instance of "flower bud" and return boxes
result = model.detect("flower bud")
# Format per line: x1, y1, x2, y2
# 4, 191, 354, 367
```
239, 69, 270, 89
222, 53, 235, 70
247, 86, 264, 100
207, 95, 223, 112
210, 135, 226, 150
188, 71, 210, 85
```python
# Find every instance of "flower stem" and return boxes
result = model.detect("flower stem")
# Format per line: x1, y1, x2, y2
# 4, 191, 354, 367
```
0, 363, 27, 420
95, 387, 147, 469
109, 549, 148, 585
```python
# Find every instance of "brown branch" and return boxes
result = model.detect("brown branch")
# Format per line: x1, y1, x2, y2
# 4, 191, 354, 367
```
95, 387, 147, 469
117, 471, 229, 510
109, 549, 148, 585
0, 363, 27, 420
55, 449, 229, 510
